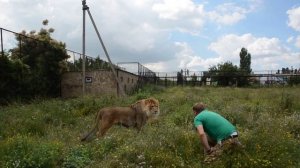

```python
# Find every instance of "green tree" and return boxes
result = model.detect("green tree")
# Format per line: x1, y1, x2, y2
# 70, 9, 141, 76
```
177, 70, 183, 86
238, 47, 252, 86
209, 61, 239, 86
9, 20, 69, 98
0, 52, 30, 104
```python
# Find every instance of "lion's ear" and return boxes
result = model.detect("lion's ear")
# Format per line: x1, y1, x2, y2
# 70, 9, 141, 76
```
145, 98, 159, 106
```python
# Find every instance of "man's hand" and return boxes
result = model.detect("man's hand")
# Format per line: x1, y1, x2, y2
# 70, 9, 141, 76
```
205, 148, 213, 155
205, 146, 218, 155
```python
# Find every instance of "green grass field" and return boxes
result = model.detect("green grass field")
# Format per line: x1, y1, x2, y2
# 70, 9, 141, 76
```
0, 86, 300, 168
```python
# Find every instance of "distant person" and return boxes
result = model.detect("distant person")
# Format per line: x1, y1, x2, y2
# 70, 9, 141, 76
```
192, 102, 241, 163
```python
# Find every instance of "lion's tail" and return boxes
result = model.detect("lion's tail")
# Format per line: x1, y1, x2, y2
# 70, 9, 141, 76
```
81, 126, 97, 142
81, 111, 102, 142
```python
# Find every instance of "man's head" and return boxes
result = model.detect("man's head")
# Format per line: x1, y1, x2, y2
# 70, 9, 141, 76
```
192, 102, 206, 115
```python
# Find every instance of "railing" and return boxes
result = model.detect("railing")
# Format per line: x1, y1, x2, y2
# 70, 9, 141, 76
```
1, 27, 299, 87
0, 27, 122, 71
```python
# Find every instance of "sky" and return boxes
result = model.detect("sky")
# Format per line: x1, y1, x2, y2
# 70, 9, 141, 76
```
1, 0, 300, 73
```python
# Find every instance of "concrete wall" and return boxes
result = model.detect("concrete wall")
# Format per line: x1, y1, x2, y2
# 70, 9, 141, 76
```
117, 70, 140, 94
61, 70, 139, 98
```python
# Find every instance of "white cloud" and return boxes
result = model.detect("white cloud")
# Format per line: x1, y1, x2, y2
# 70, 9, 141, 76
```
287, 36, 294, 43
112, 23, 158, 52
295, 36, 300, 48
248, 37, 286, 57
144, 42, 222, 72
208, 34, 300, 70
248, 0, 264, 11
287, 6, 300, 31
152, 0, 206, 34
174, 42, 222, 70
0, 2, 14, 28
2, 0, 297, 73
152, 0, 196, 20
207, 3, 248, 25
209, 34, 288, 59
151, 0, 258, 34
1, 0, 257, 57
144, 61, 171, 72
209, 34, 254, 60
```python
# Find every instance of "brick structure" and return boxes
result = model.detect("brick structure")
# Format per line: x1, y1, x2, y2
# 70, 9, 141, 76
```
61, 69, 139, 98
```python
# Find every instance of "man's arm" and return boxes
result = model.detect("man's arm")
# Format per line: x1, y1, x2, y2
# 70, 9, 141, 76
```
196, 125, 211, 153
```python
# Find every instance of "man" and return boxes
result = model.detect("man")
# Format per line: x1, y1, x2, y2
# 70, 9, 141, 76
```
193, 102, 241, 163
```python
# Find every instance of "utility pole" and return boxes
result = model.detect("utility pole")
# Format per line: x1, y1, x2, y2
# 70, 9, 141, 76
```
81, 0, 125, 96
82, 0, 88, 96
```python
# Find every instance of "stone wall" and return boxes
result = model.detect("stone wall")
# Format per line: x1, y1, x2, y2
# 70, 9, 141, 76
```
61, 70, 139, 98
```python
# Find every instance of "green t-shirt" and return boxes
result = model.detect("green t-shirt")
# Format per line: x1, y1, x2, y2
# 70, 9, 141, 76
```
194, 109, 236, 142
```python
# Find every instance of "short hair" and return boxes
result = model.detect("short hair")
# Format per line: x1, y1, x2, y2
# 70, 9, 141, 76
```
192, 102, 206, 113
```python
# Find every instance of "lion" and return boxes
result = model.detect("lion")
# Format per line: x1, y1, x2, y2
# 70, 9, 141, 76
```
81, 98, 160, 141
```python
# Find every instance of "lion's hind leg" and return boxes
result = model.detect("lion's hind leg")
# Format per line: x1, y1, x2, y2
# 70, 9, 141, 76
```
98, 119, 114, 137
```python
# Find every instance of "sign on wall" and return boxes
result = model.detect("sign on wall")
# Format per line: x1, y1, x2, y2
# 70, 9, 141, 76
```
85, 77, 92, 83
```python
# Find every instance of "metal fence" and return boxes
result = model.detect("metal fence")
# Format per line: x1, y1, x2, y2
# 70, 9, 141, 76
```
1, 27, 299, 87
152, 69, 300, 87
0, 27, 115, 71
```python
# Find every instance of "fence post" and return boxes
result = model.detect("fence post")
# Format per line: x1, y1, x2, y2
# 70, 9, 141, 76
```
71, 52, 75, 71
19, 34, 22, 58
165, 74, 167, 87
1, 28, 4, 56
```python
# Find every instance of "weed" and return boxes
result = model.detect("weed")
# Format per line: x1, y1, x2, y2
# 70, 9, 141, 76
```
0, 86, 300, 167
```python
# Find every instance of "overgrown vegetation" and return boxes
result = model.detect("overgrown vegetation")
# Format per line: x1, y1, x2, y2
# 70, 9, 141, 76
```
0, 86, 300, 167
0, 20, 69, 105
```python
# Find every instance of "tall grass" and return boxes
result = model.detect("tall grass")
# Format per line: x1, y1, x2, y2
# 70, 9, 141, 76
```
0, 86, 300, 167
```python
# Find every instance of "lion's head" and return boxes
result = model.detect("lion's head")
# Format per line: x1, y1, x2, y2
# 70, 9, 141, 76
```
131, 98, 160, 118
